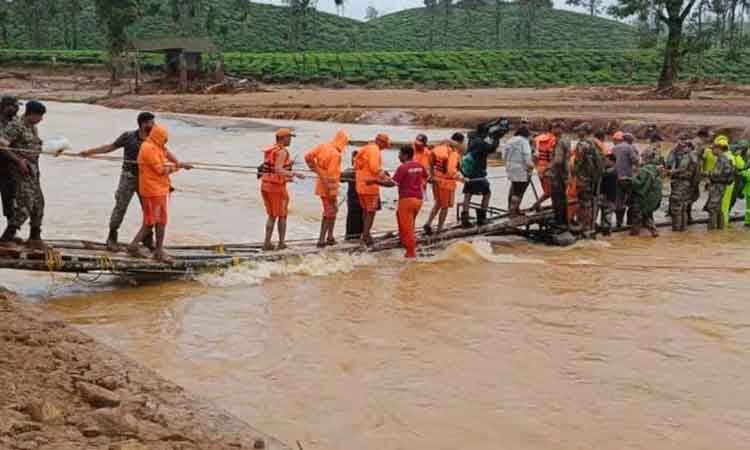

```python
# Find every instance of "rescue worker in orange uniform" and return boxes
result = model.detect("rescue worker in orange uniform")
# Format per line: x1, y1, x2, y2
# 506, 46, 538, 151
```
305, 130, 350, 248
371, 145, 429, 258
423, 133, 465, 235
531, 126, 557, 209
413, 134, 431, 171
261, 128, 304, 251
354, 133, 390, 246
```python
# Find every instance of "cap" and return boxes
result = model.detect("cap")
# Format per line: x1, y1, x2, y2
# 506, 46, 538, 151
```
613, 131, 625, 141
276, 128, 296, 138
714, 135, 730, 147
574, 122, 592, 133
0, 96, 19, 107
375, 133, 391, 148
24, 100, 46, 115
415, 133, 428, 144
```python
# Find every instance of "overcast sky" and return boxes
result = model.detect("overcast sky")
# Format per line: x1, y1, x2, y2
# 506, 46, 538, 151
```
254, 1, 589, 21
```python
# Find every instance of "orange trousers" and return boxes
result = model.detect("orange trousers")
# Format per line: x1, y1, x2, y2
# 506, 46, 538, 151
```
397, 197, 423, 258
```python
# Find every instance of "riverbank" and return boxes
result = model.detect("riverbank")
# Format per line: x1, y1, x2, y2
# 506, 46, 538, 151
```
1, 67, 749, 139
0, 289, 289, 450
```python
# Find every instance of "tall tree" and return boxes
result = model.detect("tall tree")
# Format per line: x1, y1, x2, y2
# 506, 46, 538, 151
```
610, 0, 700, 91
565, 0, 604, 16
93, 0, 143, 81
282, 0, 314, 50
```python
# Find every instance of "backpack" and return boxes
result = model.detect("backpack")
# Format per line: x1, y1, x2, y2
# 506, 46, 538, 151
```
460, 151, 477, 179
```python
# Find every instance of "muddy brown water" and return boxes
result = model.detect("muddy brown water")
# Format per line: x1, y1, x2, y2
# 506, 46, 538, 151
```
2, 102, 750, 450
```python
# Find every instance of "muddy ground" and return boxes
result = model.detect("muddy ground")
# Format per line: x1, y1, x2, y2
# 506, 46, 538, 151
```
0, 289, 289, 450
1, 67, 749, 140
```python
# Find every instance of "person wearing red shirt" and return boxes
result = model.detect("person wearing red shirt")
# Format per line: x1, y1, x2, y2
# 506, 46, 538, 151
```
371, 145, 429, 258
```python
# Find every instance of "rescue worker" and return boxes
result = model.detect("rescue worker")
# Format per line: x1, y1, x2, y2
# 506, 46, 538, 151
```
460, 125, 503, 227
548, 122, 571, 228
627, 150, 662, 238
599, 153, 618, 234
355, 133, 390, 246
424, 133, 464, 235
371, 145, 429, 258
612, 131, 639, 227
304, 130, 350, 248
721, 137, 744, 228
80, 112, 191, 251
413, 134, 431, 171
592, 129, 611, 156
261, 128, 305, 251
731, 140, 750, 227
728, 141, 748, 211
342, 151, 362, 240
688, 128, 711, 224
705, 136, 735, 230
531, 124, 556, 208
665, 135, 699, 232
573, 123, 604, 234
503, 126, 534, 217
127, 124, 191, 262
0, 101, 47, 247
0, 96, 20, 233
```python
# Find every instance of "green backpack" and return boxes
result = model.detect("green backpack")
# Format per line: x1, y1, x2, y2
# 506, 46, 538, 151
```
460, 151, 477, 179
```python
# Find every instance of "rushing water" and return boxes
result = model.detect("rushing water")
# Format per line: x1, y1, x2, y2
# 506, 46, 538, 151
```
3, 102, 750, 450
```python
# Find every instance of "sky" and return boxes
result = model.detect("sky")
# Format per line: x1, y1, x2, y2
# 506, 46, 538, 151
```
254, 1, 590, 21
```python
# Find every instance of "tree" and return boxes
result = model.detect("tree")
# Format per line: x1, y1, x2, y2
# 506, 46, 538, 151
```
364, 6, 379, 20
424, 0, 438, 50
334, 0, 346, 16
610, 0, 700, 91
93, 0, 143, 82
565, 0, 604, 16
440, 0, 454, 49
282, 0, 315, 50
495, 0, 503, 48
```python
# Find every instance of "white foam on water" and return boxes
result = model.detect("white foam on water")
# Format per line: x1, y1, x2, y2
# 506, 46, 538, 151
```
427, 239, 545, 266
197, 251, 379, 287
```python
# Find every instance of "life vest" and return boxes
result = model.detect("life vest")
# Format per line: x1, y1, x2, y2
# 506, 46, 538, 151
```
535, 133, 556, 164
260, 144, 292, 183
432, 145, 450, 175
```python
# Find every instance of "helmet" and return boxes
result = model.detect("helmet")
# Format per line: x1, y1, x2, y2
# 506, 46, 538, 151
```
714, 135, 730, 148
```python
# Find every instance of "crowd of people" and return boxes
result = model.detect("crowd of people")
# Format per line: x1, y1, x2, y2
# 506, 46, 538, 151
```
1, 98, 749, 262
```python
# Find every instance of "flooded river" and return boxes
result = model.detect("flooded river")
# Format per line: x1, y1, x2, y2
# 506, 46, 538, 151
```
3, 102, 750, 450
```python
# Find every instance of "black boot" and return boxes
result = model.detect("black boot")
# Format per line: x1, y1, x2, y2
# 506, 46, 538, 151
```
106, 229, 119, 252
0, 225, 18, 243
142, 229, 155, 251
476, 209, 488, 227
27, 226, 45, 249
460, 211, 473, 229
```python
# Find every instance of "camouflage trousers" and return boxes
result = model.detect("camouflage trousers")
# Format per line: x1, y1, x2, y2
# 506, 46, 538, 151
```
9, 167, 44, 229
629, 202, 657, 237
109, 171, 142, 231
670, 180, 692, 232
706, 183, 727, 230
598, 196, 615, 233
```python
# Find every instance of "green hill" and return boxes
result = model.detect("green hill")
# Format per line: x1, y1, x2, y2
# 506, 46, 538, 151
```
0, 0, 636, 52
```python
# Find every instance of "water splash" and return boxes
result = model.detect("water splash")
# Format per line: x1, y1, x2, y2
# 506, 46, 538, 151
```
428, 240, 544, 265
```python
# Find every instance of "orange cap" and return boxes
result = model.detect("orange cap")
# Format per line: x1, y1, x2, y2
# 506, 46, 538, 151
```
276, 128, 296, 138
375, 133, 391, 148
613, 131, 625, 141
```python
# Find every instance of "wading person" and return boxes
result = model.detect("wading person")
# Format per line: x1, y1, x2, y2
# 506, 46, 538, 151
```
261, 128, 304, 251
342, 151, 363, 240
721, 137, 744, 228
128, 124, 190, 262
460, 123, 507, 227
599, 153, 618, 235
0, 101, 47, 247
79, 112, 179, 251
705, 136, 735, 230
355, 133, 390, 246
0, 96, 20, 233
627, 150, 662, 238
665, 135, 699, 232
531, 125, 556, 208
730, 141, 750, 227
573, 123, 604, 234
548, 122, 571, 229
372, 145, 429, 258
305, 130, 349, 248
612, 131, 639, 227
688, 129, 711, 224
413, 133, 431, 172
503, 126, 534, 217
424, 133, 465, 235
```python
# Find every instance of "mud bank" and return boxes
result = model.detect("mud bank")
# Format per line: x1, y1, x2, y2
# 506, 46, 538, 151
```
0, 290, 289, 450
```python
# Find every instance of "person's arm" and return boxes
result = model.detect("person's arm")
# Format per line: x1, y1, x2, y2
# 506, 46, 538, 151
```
522, 141, 535, 171
275, 149, 303, 180
304, 146, 320, 174
164, 147, 193, 170
0, 129, 30, 176
80, 133, 127, 157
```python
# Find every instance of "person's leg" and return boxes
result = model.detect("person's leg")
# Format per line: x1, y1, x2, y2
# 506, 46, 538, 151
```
722, 183, 734, 229
745, 192, 750, 227
397, 199, 418, 258
362, 211, 376, 245
27, 179, 45, 248
264, 216, 276, 250
670, 194, 682, 232
551, 179, 567, 228
153, 224, 170, 261
424, 201, 440, 234
461, 193, 473, 228
317, 216, 327, 247
437, 208, 449, 233
108, 171, 136, 249
277, 217, 287, 249
478, 190, 491, 225
646, 212, 659, 237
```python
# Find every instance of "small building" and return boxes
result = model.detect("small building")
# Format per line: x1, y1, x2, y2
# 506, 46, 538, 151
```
128, 37, 218, 92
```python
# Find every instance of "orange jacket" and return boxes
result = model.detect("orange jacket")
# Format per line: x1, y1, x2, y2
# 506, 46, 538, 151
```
354, 142, 382, 196
535, 133, 557, 169
261, 143, 291, 193
305, 130, 349, 198
138, 124, 172, 198
431, 144, 460, 190
413, 145, 431, 171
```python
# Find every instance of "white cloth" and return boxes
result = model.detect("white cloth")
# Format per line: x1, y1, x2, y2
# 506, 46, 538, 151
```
503, 136, 533, 183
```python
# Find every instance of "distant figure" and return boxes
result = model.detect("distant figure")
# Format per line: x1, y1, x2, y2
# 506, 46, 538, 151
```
628, 150, 662, 238
305, 130, 350, 248
611, 131, 640, 227
599, 153, 618, 234
372, 145, 429, 258
548, 122, 571, 228
260, 128, 304, 251
704, 135, 733, 230
0, 96, 20, 234
354, 133, 390, 246
503, 126, 534, 217
412, 133, 431, 172
424, 133, 464, 235
532, 124, 557, 207
0, 100, 47, 247
592, 129, 611, 156
665, 134, 698, 232
342, 151, 363, 241
460, 123, 505, 227
573, 123, 604, 234
128, 124, 190, 262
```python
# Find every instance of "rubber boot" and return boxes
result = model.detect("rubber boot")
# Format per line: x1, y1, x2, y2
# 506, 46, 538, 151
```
142, 229, 155, 251
27, 226, 45, 249
0, 225, 18, 243
460, 211, 473, 229
106, 229, 119, 252
476, 209, 488, 227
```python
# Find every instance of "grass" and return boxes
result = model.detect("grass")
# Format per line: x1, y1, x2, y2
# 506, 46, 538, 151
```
0, 0, 635, 52
2, 48, 749, 88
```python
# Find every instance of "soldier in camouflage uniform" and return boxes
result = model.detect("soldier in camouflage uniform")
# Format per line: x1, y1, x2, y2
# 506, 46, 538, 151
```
665, 135, 698, 232
573, 123, 604, 233
705, 136, 735, 230
0, 101, 47, 247
0, 96, 20, 231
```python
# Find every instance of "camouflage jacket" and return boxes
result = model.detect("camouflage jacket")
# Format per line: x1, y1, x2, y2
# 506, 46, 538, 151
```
574, 139, 603, 181
0, 117, 42, 164
666, 146, 699, 181
708, 154, 735, 185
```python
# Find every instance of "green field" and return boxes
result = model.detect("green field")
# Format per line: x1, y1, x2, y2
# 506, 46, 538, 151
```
2, 48, 748, 88
0, 0, 636, 52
